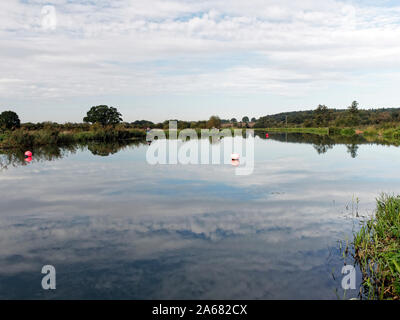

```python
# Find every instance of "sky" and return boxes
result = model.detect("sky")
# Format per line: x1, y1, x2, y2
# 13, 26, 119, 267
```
1, 0, 400, 123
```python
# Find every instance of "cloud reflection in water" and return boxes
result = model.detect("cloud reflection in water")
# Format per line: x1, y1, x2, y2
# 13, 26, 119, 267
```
0, 136, 399, 299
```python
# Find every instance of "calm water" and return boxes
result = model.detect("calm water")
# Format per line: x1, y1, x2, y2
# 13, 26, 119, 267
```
1, 133, 400, 299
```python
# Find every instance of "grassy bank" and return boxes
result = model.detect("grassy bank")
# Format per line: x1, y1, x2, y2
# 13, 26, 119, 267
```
253, 126, 358, 136
354, 194, 400, 300
0, 127, 146, 149
255, 127, 330, 135
255, 126, 374, 137
255, 125, 400, 142
362, 126, 400, 141
3, 124, 400, 149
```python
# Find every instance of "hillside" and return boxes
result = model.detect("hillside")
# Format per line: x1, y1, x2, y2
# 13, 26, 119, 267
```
254, 107, 400, 128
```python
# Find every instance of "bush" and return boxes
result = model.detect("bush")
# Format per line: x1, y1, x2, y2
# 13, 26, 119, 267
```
0, 126, 147, 148
393, 130, 400, 140
328, 127, 341, 135
340, 128, 356, 136
383, 128, 395, 138
363, 126, 378, 136
4, 130, 35, 147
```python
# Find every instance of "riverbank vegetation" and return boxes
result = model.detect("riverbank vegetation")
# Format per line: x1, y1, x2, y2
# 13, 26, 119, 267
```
3, 101, 400, 148
255, 127, 329, 135
253, 101, 400, 128
353, 194, 400, 300
0, 125, 145, 149
0, 106, 146, 148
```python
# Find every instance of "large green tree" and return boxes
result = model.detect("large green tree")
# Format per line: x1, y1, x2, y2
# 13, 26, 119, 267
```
206, 115, 221, 129
242, 116, 249, 123
83, 105, 122, 126
314, 104, 330, 126
0, 110, 20, 130
347, 101, 360, 126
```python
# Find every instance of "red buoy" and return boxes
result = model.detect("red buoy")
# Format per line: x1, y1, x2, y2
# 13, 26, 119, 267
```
25, 151, 32, 157
265, 133, 269, 138
231, 153, 240, 160
25, 156, 32, 163
231, 159, 240, 167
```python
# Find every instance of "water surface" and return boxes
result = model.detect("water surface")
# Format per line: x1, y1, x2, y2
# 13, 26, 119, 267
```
1, 134, 399, 299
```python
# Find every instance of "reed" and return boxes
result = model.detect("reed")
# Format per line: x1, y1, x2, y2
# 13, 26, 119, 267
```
353, 194, 400, 300
254, 127, 329, 135
0, 128, 146, 148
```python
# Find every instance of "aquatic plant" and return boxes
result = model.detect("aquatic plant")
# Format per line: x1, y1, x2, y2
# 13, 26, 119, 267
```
354, 194, 400, 300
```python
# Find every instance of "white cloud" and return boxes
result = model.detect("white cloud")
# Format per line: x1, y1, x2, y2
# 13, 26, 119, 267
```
1, 0, 400, 120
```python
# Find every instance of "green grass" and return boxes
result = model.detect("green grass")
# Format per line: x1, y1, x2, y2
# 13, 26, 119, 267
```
360, 126, 400, 146
354, 194, 400, 300
340, 128, 356, 136
363, 127, 378, 137
0, 128, 146, 149
5, 124, 400, 148
254, 127, 330, 135
383, 128, 400, 140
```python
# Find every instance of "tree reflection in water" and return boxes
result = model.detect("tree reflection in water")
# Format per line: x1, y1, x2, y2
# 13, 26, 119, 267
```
0, 140, 145, 170
255, 131, 395, 158
0, 132, 398, 170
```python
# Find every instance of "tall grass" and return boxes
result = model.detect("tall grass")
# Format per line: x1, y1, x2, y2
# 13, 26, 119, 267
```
354, 194, 400, 300
338, 128, 356, 136
255, 127, 329, 135
0, 127, 146, 148
362, 126, 378, 137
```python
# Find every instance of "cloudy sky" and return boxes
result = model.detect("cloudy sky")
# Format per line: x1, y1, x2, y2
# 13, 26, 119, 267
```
1, 0, 400, 123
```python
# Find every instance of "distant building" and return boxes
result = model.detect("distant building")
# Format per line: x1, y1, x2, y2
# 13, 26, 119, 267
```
221, 123, 233, 128
221, 122, 255, 128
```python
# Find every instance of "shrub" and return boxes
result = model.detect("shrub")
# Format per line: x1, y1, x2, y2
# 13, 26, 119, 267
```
363, 126, 378, 136
328, 127, 341, 135
341, 128, 356, 136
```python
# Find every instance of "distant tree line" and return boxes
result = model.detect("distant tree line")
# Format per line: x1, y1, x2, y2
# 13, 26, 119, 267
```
126, 115, 256, 130
3, 102, 400, 133
254, 101, 400, 128
1, 105, 260, 132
